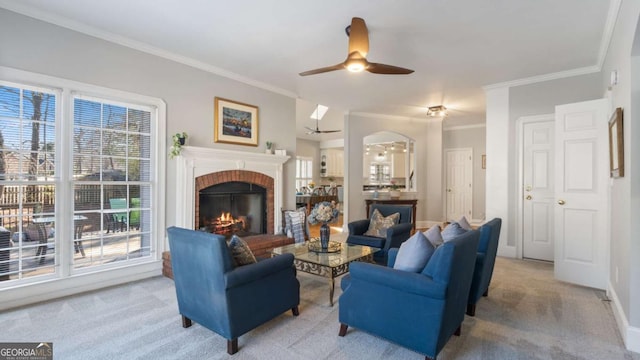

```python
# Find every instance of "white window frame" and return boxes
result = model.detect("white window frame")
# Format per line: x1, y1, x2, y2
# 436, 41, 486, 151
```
296, 156, 313, 190
0, 66, 166, 310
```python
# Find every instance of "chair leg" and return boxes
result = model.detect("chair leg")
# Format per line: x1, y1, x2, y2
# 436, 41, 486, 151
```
181, 316, 192, 328
338, 324, 348, 337
466, 303, 476, 317
227, 338, 238, 355
483, 289, 489, 297
454, 326, 461, 336
291, 306, 299, 316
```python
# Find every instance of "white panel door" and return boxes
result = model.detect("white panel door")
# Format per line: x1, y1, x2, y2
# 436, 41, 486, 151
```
445, 149, 472, 221
522, 121, 555, 261
554, 99, 609, 290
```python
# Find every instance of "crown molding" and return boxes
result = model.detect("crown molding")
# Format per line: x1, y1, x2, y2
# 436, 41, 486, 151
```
443, 123, 486, 131
482, 65, 600, 91
0, 2, 298, 99
597, 0, 622, 69
349, 111, 420, 121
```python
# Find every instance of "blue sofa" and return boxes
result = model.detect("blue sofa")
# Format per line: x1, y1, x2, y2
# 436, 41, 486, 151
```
339, 229, 480, 360
346, 204, 413, 264
466, 217, 502, 316
167, 227, 300, 354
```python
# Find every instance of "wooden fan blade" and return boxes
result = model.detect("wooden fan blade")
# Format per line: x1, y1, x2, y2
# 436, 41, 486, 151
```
299, 63, 344, 76
367, 62, 414, 74
304, 126, 318, 133
318, 130, 341, 133
348, 17, 369, 57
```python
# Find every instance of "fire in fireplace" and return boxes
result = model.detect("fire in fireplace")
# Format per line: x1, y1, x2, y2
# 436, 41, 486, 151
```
198, 181, 266, 237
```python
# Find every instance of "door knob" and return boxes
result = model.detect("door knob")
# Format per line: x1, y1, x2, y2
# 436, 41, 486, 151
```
526, 195, 532, 200
558, 200, 565, 205
447, 188, 452, 192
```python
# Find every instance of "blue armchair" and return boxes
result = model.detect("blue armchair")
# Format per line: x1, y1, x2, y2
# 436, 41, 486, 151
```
339, 230, 480, 360
167, 227, 300, 354
466, 217, 502, 316
346, 204, 413, 264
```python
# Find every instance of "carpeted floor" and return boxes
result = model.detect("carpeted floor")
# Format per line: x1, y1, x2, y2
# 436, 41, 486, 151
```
1, 257, 638, 360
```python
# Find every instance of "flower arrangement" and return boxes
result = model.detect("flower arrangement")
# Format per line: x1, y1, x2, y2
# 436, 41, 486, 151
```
307, 201, 339, 225
169, 132, 188, 159
307, 180, 315, 189
389, 179, 399, 190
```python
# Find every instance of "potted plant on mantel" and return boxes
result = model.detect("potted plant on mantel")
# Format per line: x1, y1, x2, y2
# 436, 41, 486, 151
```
265, 141, 274, 154
169, 132, 188, 159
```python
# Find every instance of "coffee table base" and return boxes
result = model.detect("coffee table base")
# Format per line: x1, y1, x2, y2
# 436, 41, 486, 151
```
293, 254, 374, 306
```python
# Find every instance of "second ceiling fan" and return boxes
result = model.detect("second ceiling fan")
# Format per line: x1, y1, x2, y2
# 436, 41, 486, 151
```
299, 17, 414, 76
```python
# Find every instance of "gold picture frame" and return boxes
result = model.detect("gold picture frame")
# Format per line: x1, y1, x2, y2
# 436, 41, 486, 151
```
214, 97, 259, 146
608, 107, 624, 178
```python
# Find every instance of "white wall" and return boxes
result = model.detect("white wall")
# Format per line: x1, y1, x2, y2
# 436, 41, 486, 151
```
0, 9, 299, 227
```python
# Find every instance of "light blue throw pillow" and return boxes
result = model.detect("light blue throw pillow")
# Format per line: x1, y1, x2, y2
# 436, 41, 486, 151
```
393, 231, 435, 272
457, 216, 472, 230
441, 222, 468, 242
424, 225, 443, 247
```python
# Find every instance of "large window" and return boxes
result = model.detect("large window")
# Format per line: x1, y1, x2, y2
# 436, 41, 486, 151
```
0, 84, 58, 280
295, 157, 313, 191
72, 96, 153, 270
0, 76, 163, 288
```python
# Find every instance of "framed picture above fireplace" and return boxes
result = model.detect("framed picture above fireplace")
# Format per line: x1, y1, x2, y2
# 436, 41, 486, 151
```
214, 97, 259, 146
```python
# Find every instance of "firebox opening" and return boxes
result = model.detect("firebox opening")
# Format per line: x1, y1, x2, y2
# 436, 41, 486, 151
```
198, 181, 266, 238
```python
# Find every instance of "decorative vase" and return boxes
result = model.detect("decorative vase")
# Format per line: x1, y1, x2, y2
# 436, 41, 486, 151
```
389, 190, 401, 199
178, 136, 186, 146
319, 223, 330, 250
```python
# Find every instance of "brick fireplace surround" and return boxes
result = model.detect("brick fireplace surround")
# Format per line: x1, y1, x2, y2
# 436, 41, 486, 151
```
194, 170, 274, 233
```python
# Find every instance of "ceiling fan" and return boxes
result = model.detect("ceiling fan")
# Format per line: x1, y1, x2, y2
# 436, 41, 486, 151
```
305, 118, 341, 134
299, 17, 414, 76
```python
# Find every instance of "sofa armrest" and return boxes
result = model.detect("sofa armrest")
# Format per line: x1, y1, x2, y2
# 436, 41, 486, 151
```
224, 253, 295, 289
385, 223, 413, 249
348, 219, 370, 235
387, 248, 399, 267
349, 261, 446, 299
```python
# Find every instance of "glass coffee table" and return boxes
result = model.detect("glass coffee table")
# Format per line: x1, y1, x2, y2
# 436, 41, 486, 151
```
271, 239, 378, 306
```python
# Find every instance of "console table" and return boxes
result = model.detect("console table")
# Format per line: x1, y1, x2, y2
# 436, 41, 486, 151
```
365, 199, 418, 231
296, 195, 338, 214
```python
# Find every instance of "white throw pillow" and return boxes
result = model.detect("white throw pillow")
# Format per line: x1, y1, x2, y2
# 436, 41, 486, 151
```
393, 231, 435, 273
423, 225, 443, 247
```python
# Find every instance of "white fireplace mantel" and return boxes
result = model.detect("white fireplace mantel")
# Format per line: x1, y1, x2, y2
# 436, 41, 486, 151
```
174, 146, 290, 232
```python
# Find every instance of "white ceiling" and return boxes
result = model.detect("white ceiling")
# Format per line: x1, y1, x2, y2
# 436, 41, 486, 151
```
0, 0, 615, 141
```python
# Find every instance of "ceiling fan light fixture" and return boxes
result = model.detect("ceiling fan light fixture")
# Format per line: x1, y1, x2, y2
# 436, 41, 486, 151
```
346, 60, 366, 72
427, 105, 448, 117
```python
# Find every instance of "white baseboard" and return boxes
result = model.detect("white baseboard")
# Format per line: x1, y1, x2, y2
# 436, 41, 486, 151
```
608, 282, 640, 353
417, 220, 441, 229
497, 244, 516, 258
